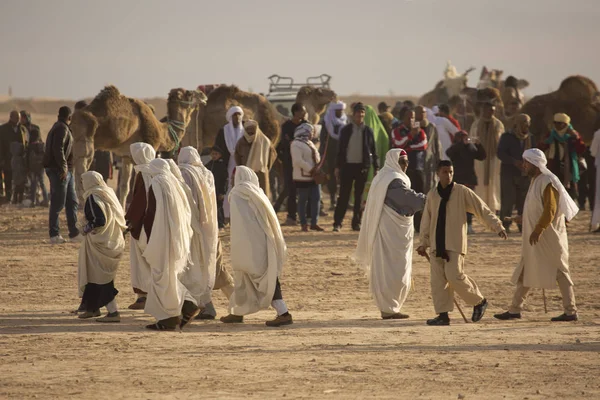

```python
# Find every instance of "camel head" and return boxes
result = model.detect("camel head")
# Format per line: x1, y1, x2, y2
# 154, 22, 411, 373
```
166, 88, 208, 126
477, 66, 504, 89
296, 86, 338, 115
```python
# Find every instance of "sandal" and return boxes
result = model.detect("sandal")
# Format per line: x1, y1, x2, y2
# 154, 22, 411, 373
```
179, 301, 200, 330
145, 322, 177, 331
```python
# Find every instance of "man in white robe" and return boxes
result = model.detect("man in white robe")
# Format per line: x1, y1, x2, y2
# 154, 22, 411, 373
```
77, 171, 127, 322
142, 158, 199, 331
470, 102, 504, 211
214, 106, 245, 220
177, 147, 220, 318
220, 166, 292, 327
355, 149, 427, 319
124, 142, 155, 310
590, 129, 600, 232
494, 149, 579, 322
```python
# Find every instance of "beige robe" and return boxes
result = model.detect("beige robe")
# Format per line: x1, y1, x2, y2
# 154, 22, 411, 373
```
234, 136, 277, 199
470, 117, 504, 211
511, 174, 572, 290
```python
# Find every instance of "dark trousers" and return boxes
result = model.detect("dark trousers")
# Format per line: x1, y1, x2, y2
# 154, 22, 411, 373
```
46, 168, 79, 238
334, 164, 368, 227
407, 168, 425, 231
298, 184, 321, 226
500, 170, 530, 228
216, 198, 224, 228
327, 159, 338, 205
273, 162, 297, 220
273, 278, 283, 301
30, 170, 48, 204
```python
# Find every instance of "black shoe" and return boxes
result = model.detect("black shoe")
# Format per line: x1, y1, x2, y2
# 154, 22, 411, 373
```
352, 224, 361, 232
333, 225, 341, 232
550, 313, 578, 322
472, 298, 488, 322
426, 315, 450, 326
195, 313, 216, 320
493, 311, 522, 320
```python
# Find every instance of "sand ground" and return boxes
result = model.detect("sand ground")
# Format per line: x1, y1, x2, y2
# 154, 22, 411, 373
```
0, 195, 599, 400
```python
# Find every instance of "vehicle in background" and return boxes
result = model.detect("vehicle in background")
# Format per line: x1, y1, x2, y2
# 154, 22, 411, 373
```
266, 74, 332, 117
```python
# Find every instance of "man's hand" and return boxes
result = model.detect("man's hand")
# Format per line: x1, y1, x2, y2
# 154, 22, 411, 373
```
218, 194, 224, 201
373, 168, 379, 177
529, 230, 541, 246
498, 229, 508, 240
416, 245, 428, 257
60, 170, 68, 181
334, 168, 340, 181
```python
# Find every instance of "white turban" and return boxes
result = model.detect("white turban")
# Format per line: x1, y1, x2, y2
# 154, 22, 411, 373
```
522, 148, 579, 221
226, 106, 244, 123
130, 142, 156, 166
332, 101, 346, 111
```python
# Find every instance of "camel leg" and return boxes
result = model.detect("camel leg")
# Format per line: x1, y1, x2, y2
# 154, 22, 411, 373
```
72, 136, 95, 204
118, 157, 134, 208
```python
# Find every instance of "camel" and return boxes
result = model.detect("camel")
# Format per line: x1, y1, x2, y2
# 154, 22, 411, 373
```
476, 66, 530, 120
182, 85, 337, 151
520, 75, 600, 144
418, 61, 475, 108
70, 85, 207, 204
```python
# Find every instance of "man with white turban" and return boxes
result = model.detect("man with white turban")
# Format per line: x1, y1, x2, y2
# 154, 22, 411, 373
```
220, 166, 292, 327
77, 171, 127, 322
321, 101, 348, 208
494, 148, 579, 322
124, 142, 156, 310
355, 149, 427, 319
591, 128, 600, 232
234, 120, 277, 198
214, 106, 245, 220
176, 147, 220, 317
141, 158, 199, 331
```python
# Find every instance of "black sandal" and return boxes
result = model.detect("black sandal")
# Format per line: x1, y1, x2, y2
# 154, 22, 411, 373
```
179, 301, 200, 330
145, 323, 176, 331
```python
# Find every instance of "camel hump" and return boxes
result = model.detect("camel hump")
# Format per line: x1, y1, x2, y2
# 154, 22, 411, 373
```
559, 76, 598, 103
208, 85, 242, 102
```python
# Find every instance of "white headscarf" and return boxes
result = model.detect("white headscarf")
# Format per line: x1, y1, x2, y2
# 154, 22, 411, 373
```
522, 148, 579, 221
178, 146, 215, 224
130, 142, 156, 191
294, 123, 315, 142
144, 158, 193, 275
225, 106, 245, 154
165, 158, 202, 233
230, 166, 286, 274
82, 171, 127, 230
324, 101, 348, 140
355, 149, 411, 272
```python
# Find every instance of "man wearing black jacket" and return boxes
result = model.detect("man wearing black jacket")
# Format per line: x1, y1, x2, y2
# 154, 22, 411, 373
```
333, 102, 379, 231
273, 103, 308, 225
43, 106, 80, 244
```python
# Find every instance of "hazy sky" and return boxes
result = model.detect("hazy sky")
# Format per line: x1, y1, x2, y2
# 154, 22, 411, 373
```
0, 0, 598, 100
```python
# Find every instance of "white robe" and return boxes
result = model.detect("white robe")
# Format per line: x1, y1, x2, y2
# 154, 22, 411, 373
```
355, 149, 415, 314
590, 129, 600, 230
223, 117, 245, 219
128, 143, 155, 294
511, 174, 572, 289
143, 159, 195, 321
470, 118, 504, 211
78, 173, 127, 295
228, 166, 286, 316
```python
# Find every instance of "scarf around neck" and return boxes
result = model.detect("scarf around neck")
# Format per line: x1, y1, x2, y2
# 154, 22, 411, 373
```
545, 127, 580, 183
435, 182, 454, 262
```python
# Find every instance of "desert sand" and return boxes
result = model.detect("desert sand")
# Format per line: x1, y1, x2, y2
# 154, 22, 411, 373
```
1, 189, 599, 399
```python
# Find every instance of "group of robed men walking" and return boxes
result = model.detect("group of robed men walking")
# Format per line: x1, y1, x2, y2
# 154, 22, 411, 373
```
75, 117, 580, 329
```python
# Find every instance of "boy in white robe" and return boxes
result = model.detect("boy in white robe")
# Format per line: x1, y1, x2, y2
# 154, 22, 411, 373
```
77, 171, 127, 322
494, 149, 579, 322
142, 159, 199, 331
125, 142, 156, 310
356, 149, 426, 319
418, 160, 507, 325
220, 166, 292, 327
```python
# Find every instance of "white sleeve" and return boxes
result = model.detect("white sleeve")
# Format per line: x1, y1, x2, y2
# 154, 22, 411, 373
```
591, 130, 600, 158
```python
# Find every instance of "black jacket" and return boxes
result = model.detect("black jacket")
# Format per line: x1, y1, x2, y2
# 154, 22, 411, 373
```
497, 131, 537, 177
446, 141, 486, 186
206, 158, 228, 197
0, 122, 27, 167
43, 120, 73, 173
277, 119, 308, 168
336, 123, 379, 170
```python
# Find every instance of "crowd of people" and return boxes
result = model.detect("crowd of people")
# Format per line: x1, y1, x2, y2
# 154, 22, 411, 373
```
1, 93, 598, 329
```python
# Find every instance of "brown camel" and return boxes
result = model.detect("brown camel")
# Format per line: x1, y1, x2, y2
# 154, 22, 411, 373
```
520, 76, 600, 144
70, 85, 207, 204
182, 85, 337, 151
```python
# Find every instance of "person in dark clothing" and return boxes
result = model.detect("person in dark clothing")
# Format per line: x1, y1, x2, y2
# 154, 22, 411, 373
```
206, 145, 228, 229
10, 142, 27, 204
497, 113, 536, 232
576, 147, 595, 210
90, 150, 113, 182
446, 130, 486, 234
390, 109, 428, 231
44, 106, 80, 244
333, 102, 379, 231
273, 103, 308, 224
26, 124, 48, 206
0, 110, 28, 202
320, 101, 348, 210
